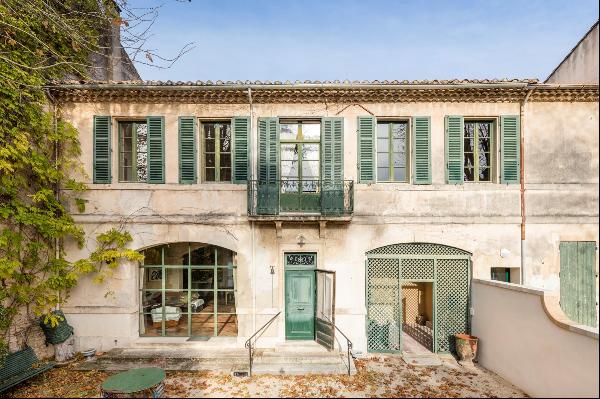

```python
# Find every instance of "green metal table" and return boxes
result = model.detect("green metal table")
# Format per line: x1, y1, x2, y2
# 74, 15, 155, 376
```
101, 367, 165, 398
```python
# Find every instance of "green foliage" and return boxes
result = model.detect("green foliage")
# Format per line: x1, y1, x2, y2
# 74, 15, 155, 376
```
0, 1, 139, 354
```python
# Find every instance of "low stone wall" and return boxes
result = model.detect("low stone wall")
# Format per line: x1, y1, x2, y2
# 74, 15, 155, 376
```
472, 279, 599, 398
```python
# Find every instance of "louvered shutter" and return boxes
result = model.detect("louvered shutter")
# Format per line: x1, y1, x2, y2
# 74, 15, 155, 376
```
445, 116, 464, 184
178, 117, 196, 184
500, 115, 520, 184
232, 116, 250, 183
147, 116, 165, 184
257, 117, 279, 214
321, 117, 344, 214
412, 116, 431, 184
93, 116, 111, 183
357, 116, 376, 183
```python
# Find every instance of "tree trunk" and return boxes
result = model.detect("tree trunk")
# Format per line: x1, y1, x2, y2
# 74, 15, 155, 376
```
54, 334, 75, 362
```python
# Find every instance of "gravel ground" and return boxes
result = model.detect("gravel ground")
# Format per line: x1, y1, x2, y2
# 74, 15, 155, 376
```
7, 355, 526, 398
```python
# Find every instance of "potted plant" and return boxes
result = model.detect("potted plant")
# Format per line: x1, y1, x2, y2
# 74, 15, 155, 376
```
454, 333, 478, 364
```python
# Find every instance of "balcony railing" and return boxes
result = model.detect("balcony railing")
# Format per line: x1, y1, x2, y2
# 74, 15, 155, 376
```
247, 179, 354, 217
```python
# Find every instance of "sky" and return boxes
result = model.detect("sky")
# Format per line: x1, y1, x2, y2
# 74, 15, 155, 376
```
124, 0, 599, 82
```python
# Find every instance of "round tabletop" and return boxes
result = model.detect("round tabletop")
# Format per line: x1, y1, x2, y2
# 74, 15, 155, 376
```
101, 367, 166, 394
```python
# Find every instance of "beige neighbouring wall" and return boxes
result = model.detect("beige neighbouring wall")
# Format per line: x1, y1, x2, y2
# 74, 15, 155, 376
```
471, 279, 599, 398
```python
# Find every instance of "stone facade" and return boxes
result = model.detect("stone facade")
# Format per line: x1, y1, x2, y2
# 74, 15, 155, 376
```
53, 84, 598, 354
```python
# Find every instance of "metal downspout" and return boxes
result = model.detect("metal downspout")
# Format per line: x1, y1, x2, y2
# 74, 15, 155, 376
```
247, 88, 257, 333
520, 88, 534, 285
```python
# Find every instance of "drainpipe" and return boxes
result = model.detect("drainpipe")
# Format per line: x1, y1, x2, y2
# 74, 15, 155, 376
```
247, 88, 257, 333
520, 88, 534, 285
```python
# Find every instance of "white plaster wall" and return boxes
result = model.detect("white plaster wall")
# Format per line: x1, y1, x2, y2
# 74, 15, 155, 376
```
57, 99, 598, 353
546, 23, 599, 84
471, 279, 599, 398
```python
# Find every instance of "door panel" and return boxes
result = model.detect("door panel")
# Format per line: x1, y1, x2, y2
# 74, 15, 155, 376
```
285, 270, 315, 339
316, 270, 336, 350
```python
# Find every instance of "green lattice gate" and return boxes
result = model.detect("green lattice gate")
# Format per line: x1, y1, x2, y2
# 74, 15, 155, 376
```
366, 243, 471, 354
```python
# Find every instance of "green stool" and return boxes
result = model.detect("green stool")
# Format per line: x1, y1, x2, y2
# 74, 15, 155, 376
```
101, 367, 165, 398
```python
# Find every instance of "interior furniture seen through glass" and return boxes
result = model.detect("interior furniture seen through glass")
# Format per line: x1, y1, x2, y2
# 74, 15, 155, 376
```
139, 243, 237, 337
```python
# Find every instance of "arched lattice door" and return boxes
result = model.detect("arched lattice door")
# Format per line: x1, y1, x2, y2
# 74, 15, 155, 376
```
366, 243, 471, 354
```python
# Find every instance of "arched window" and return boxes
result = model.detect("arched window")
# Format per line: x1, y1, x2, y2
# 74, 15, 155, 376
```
139, 243, 237, 337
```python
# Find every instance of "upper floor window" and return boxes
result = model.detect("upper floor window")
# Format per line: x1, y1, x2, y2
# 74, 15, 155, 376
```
280, 120, 321, 193
464, 120, 495, 182
202, 121, 232, 182
119, 121, 148, 182
377, 120, 409, 182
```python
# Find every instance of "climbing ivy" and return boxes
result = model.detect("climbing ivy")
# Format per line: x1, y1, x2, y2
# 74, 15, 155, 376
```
0, 1, 142, 356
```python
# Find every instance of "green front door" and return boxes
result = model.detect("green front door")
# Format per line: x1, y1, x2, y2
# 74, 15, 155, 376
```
285, 253, 317, 340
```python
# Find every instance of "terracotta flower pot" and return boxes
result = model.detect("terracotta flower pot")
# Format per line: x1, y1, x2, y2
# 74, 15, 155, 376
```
455, 333, 479, 362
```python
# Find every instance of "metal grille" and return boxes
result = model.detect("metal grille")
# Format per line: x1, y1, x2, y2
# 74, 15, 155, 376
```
401, 258, 434, 280
366, 243, 471, 354
367, 243, 469, 256
435, 259, 470, 353
367, 258, 400, 352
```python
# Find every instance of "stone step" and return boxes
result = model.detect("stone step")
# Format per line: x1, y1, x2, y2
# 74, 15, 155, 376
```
254, 353, 343, 365
77, 358, 248, 372
251, 363, 352, 375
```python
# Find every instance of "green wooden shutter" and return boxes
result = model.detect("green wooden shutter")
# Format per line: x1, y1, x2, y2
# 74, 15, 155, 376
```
232, 116, 250, 183
178, 116, 196, 184
321, 117, 344, 214
412, 116, 431, 184
93, 116, 111, 183
560, 241, 598, 328
358, 116, 376, 183
257, 117, 279, 214
147, 116, 165, 184
500, 115, 520, 184
445, 116, 464, 184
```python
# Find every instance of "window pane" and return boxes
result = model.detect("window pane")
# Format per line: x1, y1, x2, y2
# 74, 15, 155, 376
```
302, 160, 319, 179
464, 152, 474, 168
136, 123, 148, 182
121, 166, 132, 181
392, 123, 407, 139
464, 122, 475, 138
191, 291, 212, 313
479, 167, 491, 181
280, 123, 299, 140
377, 152, 389, 168
479, 152, 491, 169
165, 267, 186, 290
219, 125, 231, 153
217, 268, 235, 289
205, 168, 215, 181
142, 291, 162, 311
464, 166, 475, 182
377, 138, 389, 152
142, 247, 162, 266
393, 153, 406, 167
302, 123, 321, 140
302, 144, 319, 161
219, 168, 231, 182
191, 269, 214, 290
216, 247, 234, 265
281, 160, 299, 178
377, 123, 388, 138
220, 154, 231, 168
281, 178, 299, 193
377, 167, 390, 181
205, 154, 215, 167
280, 144, 299, 161
217, 292, 236, 313
302, 180, 318, 193
205, 139, 215, 152
190, 244, 215, 265
204, 123, 216, 139
164, 243, 189, 265
392, 139, 406, 153
394, 168, 406, 182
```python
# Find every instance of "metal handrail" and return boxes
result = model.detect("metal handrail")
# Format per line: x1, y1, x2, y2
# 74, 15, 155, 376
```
332, 322, 354, 376
244, 311, 281, 376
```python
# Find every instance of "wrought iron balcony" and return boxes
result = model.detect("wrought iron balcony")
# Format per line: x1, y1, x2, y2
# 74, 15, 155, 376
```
247, 179, 354, 218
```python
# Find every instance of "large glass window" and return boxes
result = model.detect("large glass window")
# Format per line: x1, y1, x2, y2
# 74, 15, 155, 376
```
139, 243, 237, 337
376, 121, 408, 182
202, 121, 232, 182
119, 121, 147, 182
464, 120, 494, 182
280, 120, 321, 193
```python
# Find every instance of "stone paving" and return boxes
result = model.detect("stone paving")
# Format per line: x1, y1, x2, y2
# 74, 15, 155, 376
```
7, 354, 527, 398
